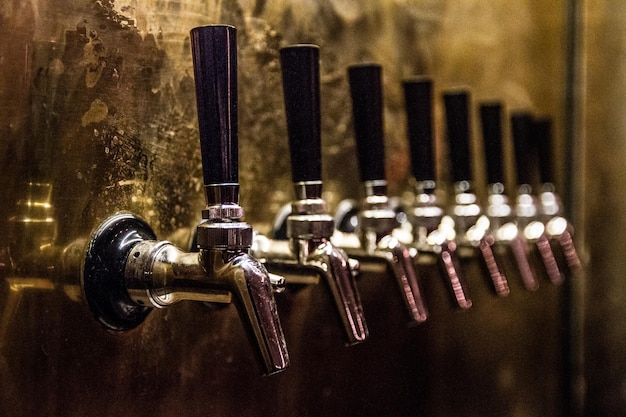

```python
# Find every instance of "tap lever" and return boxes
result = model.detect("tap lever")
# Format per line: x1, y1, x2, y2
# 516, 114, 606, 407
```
403, 78, 436, 183
190, 25, 238, 189
480, 103, 506, 185
533, 117, 555, 185
280, 45, 322, 183
511, 112, 540, 188
443, 91, 473, 183
348, 63, 386, 183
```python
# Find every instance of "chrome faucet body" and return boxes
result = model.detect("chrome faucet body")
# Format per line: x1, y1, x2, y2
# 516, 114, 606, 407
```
478, 103, 537, 291
442, 91, 509, 298
515, 184, 565, 285
532, 117, 582, 273
255, 181, 369, 345
447, 181, 510, 297
334, 180, 429, 324
484, 183, 539, 291
538, 184, 582, 273
406, 181, 472, 308
83, 196, 289, 375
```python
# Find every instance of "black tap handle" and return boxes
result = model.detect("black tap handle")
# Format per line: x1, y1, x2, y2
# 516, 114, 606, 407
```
533, 117, 555, 184
348, 64, 386, 182
443, 91, 472, 182
479, 102, 506, 185
280, 45, 322, 183
403, 78, 435, 182
190, 25, 238, 185
511, 112, 538, 186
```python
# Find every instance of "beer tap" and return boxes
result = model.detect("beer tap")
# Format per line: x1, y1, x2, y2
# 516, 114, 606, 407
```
332, 64, 428, 324
511, 112, 565, 285
402, 78, 472, 308
81, 25, 289, 375
442, 91, 509, 297
479, 103, 538, 291
533, 117, 582, 273
251, 45, 369, 345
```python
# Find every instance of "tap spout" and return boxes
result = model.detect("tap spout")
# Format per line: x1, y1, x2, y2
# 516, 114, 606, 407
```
83, 213, 289, 376
201, 249, 289, 375
256, 233, 369, 345
334, 198, 429, 324
125, 241, 288, 374
379, 236, 429, 323
294, 238, 369, 345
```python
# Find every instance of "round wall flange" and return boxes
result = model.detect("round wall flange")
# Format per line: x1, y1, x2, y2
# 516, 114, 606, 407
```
82, 212, 155, 331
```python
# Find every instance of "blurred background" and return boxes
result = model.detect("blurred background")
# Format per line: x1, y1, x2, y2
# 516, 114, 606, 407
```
0, 0, 621, 415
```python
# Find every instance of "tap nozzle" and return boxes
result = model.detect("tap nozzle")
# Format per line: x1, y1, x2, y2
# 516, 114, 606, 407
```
284, 181, 369, 345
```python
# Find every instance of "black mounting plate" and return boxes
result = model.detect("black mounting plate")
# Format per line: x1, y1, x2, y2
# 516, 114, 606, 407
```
82, 212, 155, 331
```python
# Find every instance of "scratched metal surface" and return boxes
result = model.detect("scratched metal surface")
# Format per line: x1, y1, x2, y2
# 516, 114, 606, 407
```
0, 1, 571, 416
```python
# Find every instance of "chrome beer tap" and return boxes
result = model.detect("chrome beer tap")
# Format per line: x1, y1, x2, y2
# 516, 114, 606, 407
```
402, 78, 472, 308
332, 64, 428, 324
533, 117, 582, 273
511, 112, 565, 285
252, 45, 369, 345
479, 103, 539, 291
442, 91, 509, 296
81, 25, 289, 375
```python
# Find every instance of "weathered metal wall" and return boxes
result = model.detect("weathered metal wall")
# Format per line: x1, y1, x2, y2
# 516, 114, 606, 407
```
0, 1, 578, 416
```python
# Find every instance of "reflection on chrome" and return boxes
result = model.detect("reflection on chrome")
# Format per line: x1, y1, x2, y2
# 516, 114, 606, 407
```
256, 184, 369, 345
448, 182, 510, 298
332, 63, 428, 325
485, 184, 538, 292
539, 187, 582, 273
333, 183, 429, 325
1, 182, 83, 349
407, 183, 473, 309
516, 185, 565, 286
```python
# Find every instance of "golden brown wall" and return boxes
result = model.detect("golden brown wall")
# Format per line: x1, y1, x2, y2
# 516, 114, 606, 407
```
0, 1, 587, 416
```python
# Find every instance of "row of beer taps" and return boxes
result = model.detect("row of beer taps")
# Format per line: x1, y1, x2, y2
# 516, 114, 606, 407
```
0, 24, 582, 378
